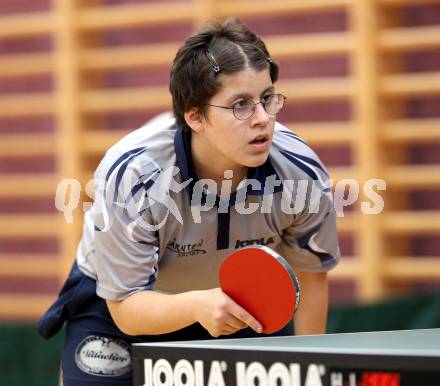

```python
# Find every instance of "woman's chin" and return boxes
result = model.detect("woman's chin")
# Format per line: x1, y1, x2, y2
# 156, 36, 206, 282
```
243, 153, 270, 168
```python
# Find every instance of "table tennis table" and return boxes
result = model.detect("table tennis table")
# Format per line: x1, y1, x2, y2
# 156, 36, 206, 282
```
132, 328, 440, 386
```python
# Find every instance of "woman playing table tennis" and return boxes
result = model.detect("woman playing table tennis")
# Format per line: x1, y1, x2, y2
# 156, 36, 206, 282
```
38, 18, 340, 386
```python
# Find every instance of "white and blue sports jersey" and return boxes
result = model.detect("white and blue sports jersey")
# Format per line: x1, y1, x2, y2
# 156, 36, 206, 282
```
76, 112, 340, 301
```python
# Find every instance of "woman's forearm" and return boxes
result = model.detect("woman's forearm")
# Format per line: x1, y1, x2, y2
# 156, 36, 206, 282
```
106, 287, 262, 337
107, 290, 199, 336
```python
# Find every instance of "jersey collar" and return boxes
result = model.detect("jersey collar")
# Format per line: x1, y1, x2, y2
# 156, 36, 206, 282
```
174, 128, 282, 207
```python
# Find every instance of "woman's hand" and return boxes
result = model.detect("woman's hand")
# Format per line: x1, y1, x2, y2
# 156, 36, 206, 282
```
191, 288, 262, 337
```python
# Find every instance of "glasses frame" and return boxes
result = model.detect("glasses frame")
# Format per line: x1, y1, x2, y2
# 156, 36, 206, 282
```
205, 93, 287, 120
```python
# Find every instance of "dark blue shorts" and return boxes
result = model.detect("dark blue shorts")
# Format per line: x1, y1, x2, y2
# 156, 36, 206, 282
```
38, 262, 293, 386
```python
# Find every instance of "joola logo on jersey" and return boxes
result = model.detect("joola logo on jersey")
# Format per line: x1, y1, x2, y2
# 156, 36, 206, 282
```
235, 237, 275, 249
166, 238, 207, 257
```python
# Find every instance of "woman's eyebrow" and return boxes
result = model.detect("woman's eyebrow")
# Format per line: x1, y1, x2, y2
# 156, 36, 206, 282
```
262, 86, 276, 95
226, 86, 275, 104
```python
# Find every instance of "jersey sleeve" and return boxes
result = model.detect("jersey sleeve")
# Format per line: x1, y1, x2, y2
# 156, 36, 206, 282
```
91, 148, 161, 301
273, 124, 341, 272
278, 188, 340, 272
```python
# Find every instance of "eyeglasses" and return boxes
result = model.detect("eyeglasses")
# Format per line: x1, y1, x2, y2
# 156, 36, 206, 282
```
205, 93, 287, 120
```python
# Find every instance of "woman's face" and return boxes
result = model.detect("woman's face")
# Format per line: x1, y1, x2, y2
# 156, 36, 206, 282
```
198, 67, 277, 172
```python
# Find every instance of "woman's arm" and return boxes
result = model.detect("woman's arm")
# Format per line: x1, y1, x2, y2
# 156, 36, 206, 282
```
293, 270, 328, 335
106, 288, 262, 337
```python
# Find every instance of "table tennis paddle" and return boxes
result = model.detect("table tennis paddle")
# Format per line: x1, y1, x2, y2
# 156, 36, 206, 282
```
219, 245, 300, 334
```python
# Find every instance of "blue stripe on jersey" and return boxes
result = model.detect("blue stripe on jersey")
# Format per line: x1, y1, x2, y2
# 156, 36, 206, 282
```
105, 147, 146, 184
304, 245, 335, 268
297, 223, 322, 249
286, 152, 329, 178
296, 221, 335, 268
280, 150, 320, 180
111, 148, 147, 204
278, 130, 329, 178
280, 130, 307, 145
130, 169, 160, 198
217, 210, 230, 250
174, 129, 198, 203
144, 266, 158, 288
280, 130, 330, 178
279, 130, 330, 179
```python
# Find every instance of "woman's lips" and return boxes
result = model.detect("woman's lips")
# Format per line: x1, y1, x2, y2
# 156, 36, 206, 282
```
249, 136, 270, 150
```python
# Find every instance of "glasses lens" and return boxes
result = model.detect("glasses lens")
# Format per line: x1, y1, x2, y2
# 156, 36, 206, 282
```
233, 100, 254, 120
264, 94, 285, 115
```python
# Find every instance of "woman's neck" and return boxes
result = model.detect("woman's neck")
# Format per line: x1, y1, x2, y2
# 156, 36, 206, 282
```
191, 133, 247, 193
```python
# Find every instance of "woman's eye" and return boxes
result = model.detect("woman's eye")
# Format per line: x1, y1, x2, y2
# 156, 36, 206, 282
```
233, 100, 248, 109
262, 94, 272, 103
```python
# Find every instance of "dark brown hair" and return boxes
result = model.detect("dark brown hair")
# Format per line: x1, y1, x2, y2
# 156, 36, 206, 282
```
169, 18, 279, 130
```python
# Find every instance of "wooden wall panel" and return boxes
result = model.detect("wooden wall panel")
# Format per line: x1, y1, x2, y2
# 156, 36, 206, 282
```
0, 0, 439, 318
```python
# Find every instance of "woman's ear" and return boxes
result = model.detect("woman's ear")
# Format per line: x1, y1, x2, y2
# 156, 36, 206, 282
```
184, 108, 205, 133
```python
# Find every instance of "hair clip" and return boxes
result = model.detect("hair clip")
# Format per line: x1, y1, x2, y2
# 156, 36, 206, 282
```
206, 50, 221, 74
267, 57, 273, 64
